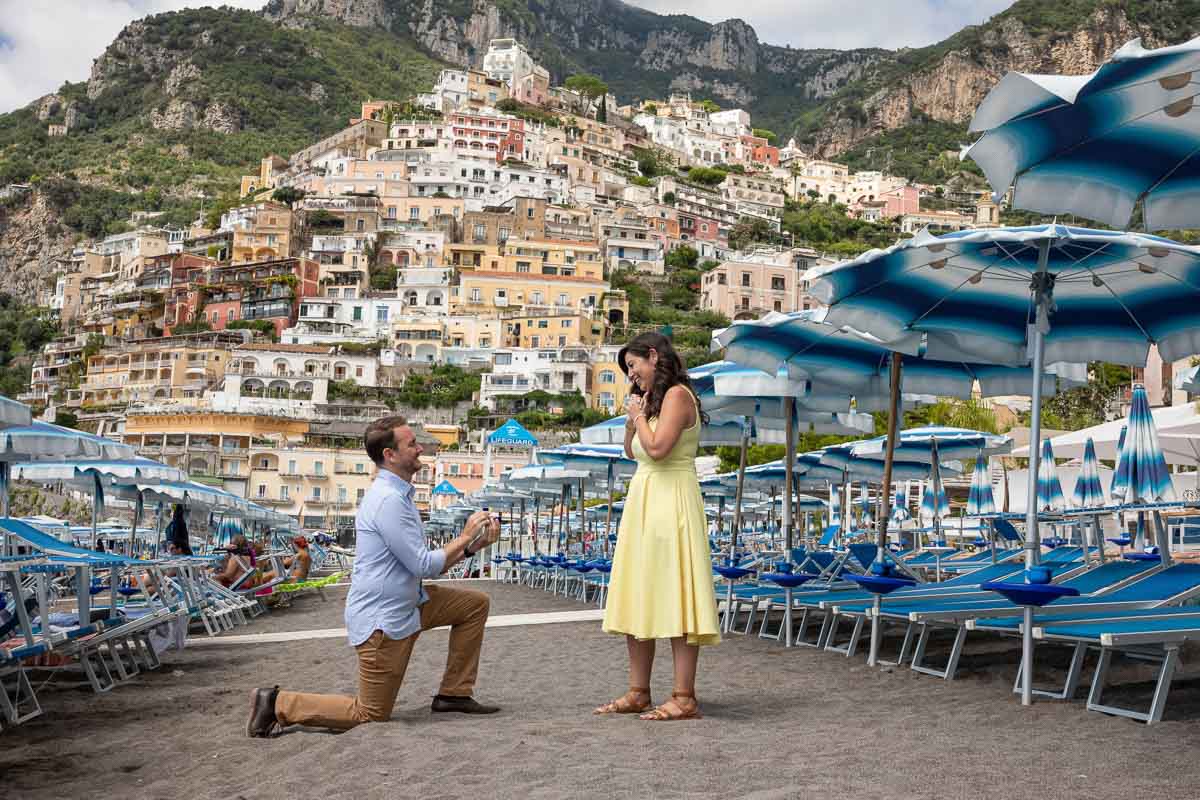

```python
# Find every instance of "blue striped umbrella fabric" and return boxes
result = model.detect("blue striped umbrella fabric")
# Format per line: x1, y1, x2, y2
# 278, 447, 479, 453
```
964, 37, 1200, 231
1112, 385, 1178, 504
1109, 424, 1131, 502
0, 395, 31, 429
713, 310, 1086, 402
1072, 437, 1107, 509
849, 425, 1012, 463
891, 486, 911, 523
810, 225, 1200, 368
829, 483, 841, 524
920, 473, 950, 520
967, 457, 997, 516
0, 421, 134, 462
1036, 438, 1068, 512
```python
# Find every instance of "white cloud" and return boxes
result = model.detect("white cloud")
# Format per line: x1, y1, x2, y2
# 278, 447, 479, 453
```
624, 0, 1016, 51
0, 1, 265, 114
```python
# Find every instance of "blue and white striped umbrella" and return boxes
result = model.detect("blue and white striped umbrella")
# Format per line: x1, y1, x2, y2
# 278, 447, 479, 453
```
811, 445, 959, 482
849, 426, 1012, 463
1036, 438, 1068, 512
1072, 437, 1107, 509
812, 225, 1200, 369
537, 443, 637, 477
829, 483, 842, 524
1109, 424, 1131, 502
967, 457, 997, 516
964, 36, 1200, 231
1112, 385, 1178, 504
12, 456, 184, 485
713, 310, 1086, 402
0, 421, 134, 462
920, 471, 950, 521
0, 395, 31, 429
891, 486, 911, 523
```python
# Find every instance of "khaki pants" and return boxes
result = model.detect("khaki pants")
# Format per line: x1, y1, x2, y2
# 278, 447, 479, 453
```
275, 584, 490, 731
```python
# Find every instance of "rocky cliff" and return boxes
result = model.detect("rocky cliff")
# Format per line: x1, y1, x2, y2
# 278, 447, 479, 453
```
265, 0, 886, 130
806, 4, 1187, 156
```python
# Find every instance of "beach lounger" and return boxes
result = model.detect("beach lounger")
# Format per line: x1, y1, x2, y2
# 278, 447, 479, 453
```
893, 559, 1186, 680
1029, 607, 1200, 723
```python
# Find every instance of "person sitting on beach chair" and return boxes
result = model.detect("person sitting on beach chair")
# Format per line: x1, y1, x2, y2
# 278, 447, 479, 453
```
247, 415, 503, 737
214, 536, 257, 588
259, 537, 312, 583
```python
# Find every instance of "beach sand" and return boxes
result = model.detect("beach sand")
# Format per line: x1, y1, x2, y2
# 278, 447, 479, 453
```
6, 581, 1200, 799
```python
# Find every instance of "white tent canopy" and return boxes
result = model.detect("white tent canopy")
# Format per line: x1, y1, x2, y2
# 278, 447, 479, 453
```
1010, 402, 1200, 466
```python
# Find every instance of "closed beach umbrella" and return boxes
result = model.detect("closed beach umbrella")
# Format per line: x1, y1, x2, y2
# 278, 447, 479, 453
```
1036, 438, 1067, 513
1072, 438, 1107, 509
891, 485, 911, 524
967, 457, 997, 517
1113, 385, 1177, 505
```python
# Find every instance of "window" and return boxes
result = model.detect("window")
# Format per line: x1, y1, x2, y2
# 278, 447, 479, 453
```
409, 207, 420, 220
356, 219, 365, 232
227, 309, 234, 322
473, 224, 486, 242
356, 366, 364, 378
557, 293, 569, 306
741, 273, 751, 287
280, 485, 289, 500
599, 391, 614, 408
357, 488, 366, 501
773, 301, 782, 312
314, 461, 324, 475
516, 262, 530, 273
558, 336, 567, 346
717, 273, 727, 285
257, 484, 267, 498
355, 462, 366, 473
499, 227, 510, 243
311, 486, 322, 500
561, 319, 572, 328
531, 291, 543, 304
600, 370, 615, 383
537, 320, 548, 329
353, 306, 363, 321
741, 297, 750, 309
377, 306, 389, 323
338, 486, 348, 503
258, 457, 270, 469
495, 352, 512, 365
527, 206, 535, 218
531, 336, 540, 347
449, 463, 459, 475
287, 459, 297, 474
771, 276, 786, 291
470, 288, 481, 302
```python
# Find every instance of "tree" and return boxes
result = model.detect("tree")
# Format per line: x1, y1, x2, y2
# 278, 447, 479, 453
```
685, 167, 726, 187
728, 216, 773, 251
597, 94, 607, 123
662, 191, 676, 205
271, 186, 306, 207
564, 73, 608, 101
698, 99, 720, 113
752, 128, 777, 145
643, 102, 658, 115
665, 245, 699, 271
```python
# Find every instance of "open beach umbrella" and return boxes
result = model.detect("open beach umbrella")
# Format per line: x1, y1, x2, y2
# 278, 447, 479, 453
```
849, 426, 1012, 464
811, 224, 1200, 580
967, 457, 997, 517
1072, 438, 1107, 509
1035, 438, 1067, 512
432, 479, 463, 497
964, 35, 1200, 231
0, 395, 32, 429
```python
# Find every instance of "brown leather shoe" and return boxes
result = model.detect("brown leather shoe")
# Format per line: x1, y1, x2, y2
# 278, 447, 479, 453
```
247, 686, 281, 737
431, 694, 500, 714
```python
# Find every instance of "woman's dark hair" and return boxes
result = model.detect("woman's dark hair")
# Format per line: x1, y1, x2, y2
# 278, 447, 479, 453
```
617, 332, 707, 423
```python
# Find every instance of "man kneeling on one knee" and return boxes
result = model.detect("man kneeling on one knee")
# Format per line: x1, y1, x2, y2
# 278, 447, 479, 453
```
248, 415, 502, 736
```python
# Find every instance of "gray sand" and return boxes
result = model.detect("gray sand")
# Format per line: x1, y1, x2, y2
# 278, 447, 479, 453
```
5, 581, 1200, 799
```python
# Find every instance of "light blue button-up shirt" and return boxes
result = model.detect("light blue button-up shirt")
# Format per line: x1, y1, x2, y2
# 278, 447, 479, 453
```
345, 470, 446, 646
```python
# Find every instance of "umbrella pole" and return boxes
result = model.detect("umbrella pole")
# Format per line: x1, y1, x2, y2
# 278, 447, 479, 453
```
782, 397, 796, 647
532, 496, 540, 556
1019, 245, 1052, 708
725, 421, 750, 634
1093, 513, 1106, 564
605, 461, 614, 557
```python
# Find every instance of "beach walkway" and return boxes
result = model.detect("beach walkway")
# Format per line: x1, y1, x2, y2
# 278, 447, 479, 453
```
6, 582, 1200, 799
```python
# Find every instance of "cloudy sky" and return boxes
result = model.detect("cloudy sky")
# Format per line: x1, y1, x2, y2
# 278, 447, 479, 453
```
0, 0, 1015, 114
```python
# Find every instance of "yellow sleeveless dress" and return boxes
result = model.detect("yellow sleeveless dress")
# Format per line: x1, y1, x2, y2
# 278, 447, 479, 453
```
601, 396, 720, 646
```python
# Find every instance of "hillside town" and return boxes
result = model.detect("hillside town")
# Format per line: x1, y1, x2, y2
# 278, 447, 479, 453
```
18, 38, 1010, 537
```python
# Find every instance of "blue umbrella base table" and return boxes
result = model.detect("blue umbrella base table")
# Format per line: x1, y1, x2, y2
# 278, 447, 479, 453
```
982, 580, 1081, 706
847, 574, 917, 666
760, 572, 820, 647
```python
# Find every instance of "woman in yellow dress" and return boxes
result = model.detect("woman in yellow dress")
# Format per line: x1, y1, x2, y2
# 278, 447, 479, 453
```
595, 332, 720, 722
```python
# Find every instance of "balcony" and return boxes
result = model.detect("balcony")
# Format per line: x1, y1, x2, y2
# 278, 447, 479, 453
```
305, 471, 330, 480
304, 497, 327, 507
280, 470, 302, 478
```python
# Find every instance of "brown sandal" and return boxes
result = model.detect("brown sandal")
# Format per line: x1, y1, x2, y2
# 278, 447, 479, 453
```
640, 691, 702, 721
594, 686, 652, 715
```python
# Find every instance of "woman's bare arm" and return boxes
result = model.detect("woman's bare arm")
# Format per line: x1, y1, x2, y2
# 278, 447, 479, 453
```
632, 385, 696, 460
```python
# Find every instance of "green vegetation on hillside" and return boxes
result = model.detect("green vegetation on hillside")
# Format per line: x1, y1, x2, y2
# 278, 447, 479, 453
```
0, 8, 443, 236
838, 117, 982, 184
0, 295, 57, 401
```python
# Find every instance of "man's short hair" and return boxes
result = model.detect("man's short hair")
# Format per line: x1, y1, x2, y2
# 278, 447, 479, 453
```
364, 414, 409, 465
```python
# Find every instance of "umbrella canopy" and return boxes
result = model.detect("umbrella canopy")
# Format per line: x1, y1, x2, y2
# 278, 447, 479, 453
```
0, 422, 134, 462
12, 456, 185, 485
581, 409, 750, 446
714, 310, 1086, 401
0, 395, 32, 429
1036, 438, 1068, 512
849, 426, 1012, 463
1112, 385, 1178, 504
964, 36, 1200, 231
536, 444, 637, 477
1072, 438, 1107, 509
431, 479, 463, 496
920, 469, 950, 521
810, 224, 1200, 368
487, 419, 539, 447
967, 457, 997, 516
